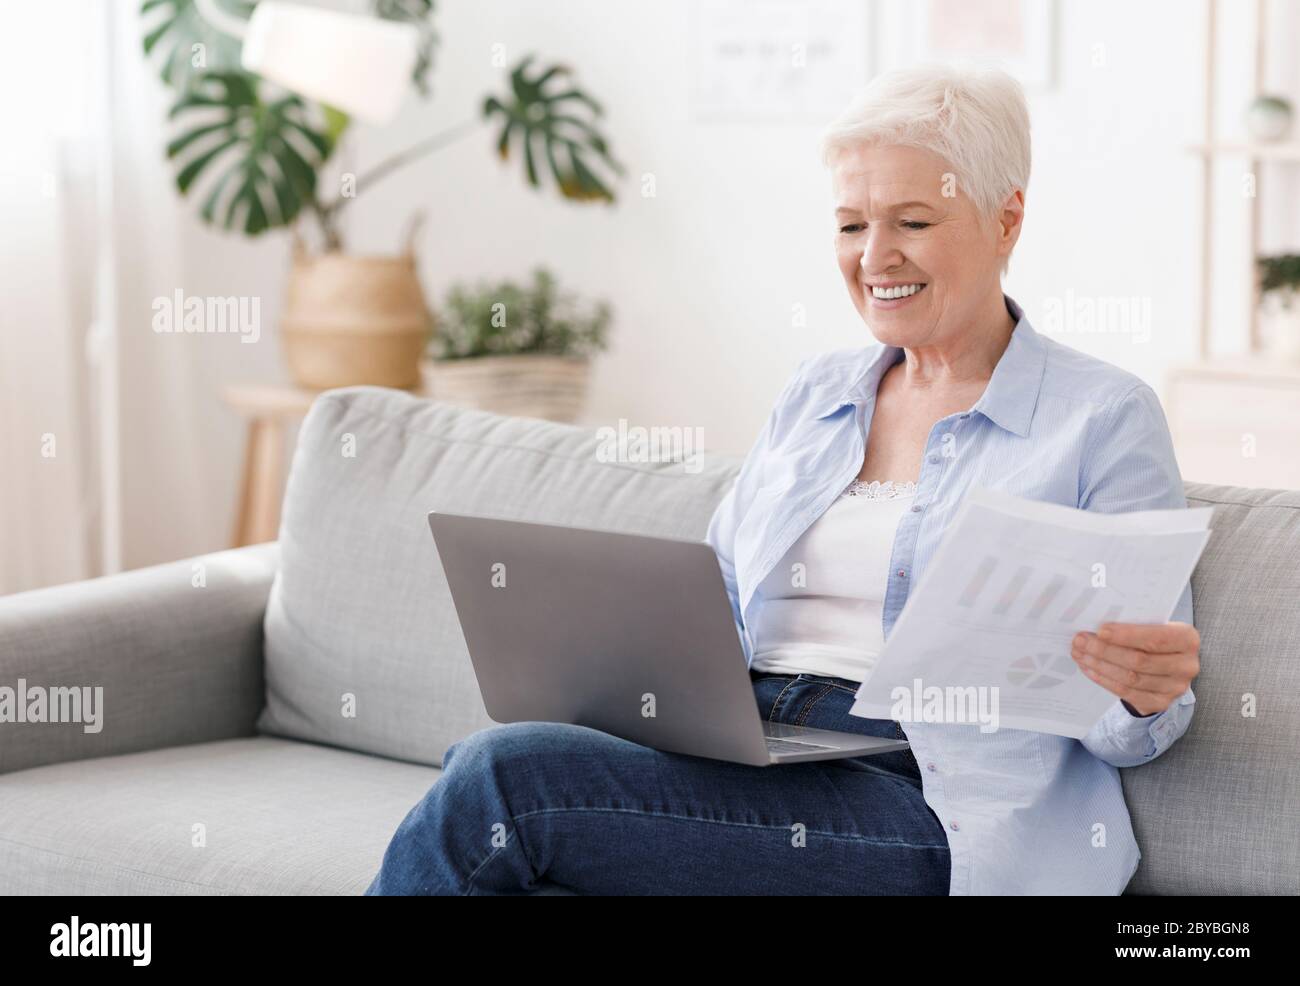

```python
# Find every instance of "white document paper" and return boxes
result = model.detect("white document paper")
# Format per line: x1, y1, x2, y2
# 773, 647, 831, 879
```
849, 486, 1212, 738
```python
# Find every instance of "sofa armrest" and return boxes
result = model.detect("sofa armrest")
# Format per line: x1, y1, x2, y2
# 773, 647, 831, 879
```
0, 542, 278, 775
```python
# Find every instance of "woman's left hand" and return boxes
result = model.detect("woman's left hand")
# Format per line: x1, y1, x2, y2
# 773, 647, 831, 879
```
1070, 622, 1200, 717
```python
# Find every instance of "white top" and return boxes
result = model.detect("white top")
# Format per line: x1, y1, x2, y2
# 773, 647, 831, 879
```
748, 478, 916, 683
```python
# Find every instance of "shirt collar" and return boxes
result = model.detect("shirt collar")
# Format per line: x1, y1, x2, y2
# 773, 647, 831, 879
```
810, 293, 1047, 438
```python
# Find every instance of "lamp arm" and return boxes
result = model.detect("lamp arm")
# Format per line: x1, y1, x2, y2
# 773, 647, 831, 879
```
318, 117, 482, 215
193, 0, 250, 39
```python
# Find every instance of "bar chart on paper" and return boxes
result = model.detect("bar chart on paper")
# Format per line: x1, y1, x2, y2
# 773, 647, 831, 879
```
850, 487, 1212, 737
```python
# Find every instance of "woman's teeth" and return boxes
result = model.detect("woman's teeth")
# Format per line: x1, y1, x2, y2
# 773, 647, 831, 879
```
871, 283, 925, 300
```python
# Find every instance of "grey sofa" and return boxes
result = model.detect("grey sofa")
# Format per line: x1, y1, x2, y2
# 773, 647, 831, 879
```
1, 386, 1297, 895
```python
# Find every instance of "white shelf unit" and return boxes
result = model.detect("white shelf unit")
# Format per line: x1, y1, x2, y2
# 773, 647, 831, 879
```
1172, 0, 1300, 491
1186, 0, 1296, 356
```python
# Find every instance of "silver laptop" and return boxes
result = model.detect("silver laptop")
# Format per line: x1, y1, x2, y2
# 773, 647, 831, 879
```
427, 511, 910, 766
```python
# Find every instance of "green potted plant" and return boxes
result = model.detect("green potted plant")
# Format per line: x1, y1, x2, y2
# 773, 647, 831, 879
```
141, 0, 623, 390
1259, 254, 1300, 361
426, 267, 612, 422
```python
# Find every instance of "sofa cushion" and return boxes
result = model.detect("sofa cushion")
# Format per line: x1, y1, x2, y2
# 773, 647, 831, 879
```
0, 737, 439, 894
259, 388, 738, 767
1124, 483, 1300, 895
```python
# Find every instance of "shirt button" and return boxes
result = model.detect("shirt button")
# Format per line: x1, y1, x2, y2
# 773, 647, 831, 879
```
910, 503, 922, 512
949, 820, 960, 831
959, 413, 970, 419
927, 454, 939, 464
897, 569, 907, 578
927, 763, 937, 772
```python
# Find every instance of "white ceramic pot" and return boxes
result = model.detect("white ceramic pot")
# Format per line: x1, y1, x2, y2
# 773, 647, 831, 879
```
1260, 289, 1300, 362
1246, 96, 1293, 142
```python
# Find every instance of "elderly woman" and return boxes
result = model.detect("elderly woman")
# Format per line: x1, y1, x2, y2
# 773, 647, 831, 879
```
367, 66, 1200, 896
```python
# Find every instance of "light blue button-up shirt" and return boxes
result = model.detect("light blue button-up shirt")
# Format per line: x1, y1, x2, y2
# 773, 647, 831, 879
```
705, 294, 1197, 895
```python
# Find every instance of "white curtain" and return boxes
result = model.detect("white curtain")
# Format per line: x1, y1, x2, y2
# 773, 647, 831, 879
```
0, 3, 107, 593
0, 1, 213, 594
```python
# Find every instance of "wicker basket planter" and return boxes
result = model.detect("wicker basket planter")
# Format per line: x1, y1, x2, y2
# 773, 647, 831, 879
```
281, 250, 431, 390
425, 354, 591, 422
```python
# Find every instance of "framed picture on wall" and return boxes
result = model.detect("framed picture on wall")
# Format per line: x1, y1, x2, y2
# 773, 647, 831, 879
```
688, 0, 871, 122
906, 0, 1057, 89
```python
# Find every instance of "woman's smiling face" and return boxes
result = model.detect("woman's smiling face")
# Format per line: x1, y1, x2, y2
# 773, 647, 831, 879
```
831, 142, 1020, 348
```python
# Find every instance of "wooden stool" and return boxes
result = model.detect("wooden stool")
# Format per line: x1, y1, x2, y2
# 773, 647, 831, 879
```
222, 380, 432, 548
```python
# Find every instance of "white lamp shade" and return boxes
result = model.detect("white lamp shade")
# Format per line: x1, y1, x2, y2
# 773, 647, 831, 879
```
241, 2, 419, 125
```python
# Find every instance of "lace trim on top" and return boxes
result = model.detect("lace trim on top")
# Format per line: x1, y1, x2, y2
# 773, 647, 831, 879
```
840, 478, 918, 500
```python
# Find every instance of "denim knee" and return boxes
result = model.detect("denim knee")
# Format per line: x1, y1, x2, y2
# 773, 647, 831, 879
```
443, 720, 587, 772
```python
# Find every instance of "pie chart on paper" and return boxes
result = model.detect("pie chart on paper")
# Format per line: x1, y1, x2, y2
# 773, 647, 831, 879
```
1007, 652, 1078, 689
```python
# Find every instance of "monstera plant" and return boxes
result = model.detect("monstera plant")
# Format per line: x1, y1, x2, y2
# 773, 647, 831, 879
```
140, 0, 623, 392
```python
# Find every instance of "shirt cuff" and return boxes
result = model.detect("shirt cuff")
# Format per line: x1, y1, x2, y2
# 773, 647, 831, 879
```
1083, 688, 1195, 766
1100, 699, 1161, 759
1121, 699, 1158, 718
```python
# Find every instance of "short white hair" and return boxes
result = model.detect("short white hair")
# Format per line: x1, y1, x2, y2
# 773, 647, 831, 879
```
819, 65, 1031, 220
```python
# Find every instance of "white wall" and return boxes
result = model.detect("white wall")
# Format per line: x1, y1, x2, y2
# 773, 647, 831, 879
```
113, 0, 1295, 571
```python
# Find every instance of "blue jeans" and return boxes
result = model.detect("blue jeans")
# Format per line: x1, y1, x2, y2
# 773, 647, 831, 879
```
365, 671, 951, 894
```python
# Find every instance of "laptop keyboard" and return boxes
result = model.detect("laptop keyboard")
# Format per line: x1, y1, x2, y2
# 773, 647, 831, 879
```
765, 737, 838, 754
